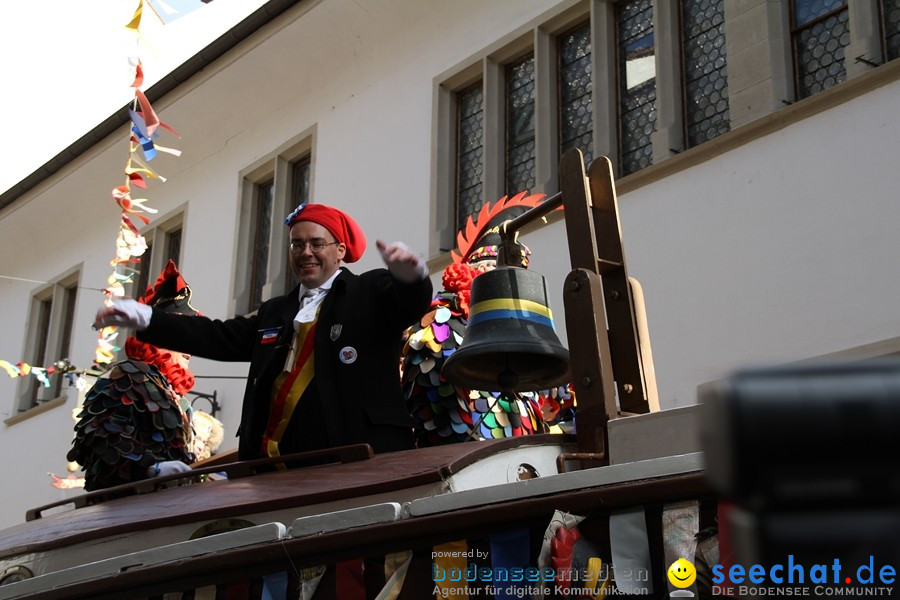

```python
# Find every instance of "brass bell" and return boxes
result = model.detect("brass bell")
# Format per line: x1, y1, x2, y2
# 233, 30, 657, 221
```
441, 266, 571, 393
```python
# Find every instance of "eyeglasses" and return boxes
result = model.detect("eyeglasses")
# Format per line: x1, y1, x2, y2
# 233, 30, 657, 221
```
289, 240, 340, 253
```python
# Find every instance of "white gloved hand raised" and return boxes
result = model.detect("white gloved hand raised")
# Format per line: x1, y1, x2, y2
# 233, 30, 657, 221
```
376, 240, 429, 283
146, 460, 193, 478
94, 298, 152, 331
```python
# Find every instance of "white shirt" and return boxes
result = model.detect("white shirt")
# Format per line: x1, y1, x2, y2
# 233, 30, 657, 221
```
292, 269, 342, 329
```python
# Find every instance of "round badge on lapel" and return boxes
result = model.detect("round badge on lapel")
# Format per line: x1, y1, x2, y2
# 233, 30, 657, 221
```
339, 346, 358, 364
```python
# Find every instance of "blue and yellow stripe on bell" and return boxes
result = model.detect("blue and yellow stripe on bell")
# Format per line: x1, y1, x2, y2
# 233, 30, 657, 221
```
442, 266, 570, 393
467, 297, 555, 329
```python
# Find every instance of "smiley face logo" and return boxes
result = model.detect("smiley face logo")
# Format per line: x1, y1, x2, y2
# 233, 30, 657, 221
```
667, 558, 697, 589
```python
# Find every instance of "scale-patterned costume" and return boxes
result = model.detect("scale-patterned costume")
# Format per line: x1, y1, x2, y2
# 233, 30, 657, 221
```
68, 261, 198, 491
402, 192, 576, 446
68, 360, 193, 491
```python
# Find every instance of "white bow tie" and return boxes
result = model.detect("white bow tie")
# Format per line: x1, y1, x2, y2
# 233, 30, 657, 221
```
295, 288, 327, 327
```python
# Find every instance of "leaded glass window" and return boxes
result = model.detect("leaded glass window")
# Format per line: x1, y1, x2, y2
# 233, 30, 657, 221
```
884, 0, 900, 61
291, 157, 311, 207
283, 156, 312, 294
792, 0, 849, 99
26, 297, 52, 408
166, 227, 182, 267
249, 180, 273, 311
505, 56, 536, 196
558, 22, 593, 166
18, 274, 80, 411
236, 142, 313, 314
456, 82, 484, 229
617, 0, 657, 176
285, 158, 311, 294
54, 284, 77, 397
682, 0, 730, 147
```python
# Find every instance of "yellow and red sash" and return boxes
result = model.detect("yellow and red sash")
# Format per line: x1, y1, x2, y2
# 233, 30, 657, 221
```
260, 319, 317, 460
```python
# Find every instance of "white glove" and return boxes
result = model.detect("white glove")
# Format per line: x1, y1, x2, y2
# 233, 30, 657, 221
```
94, 297, 152, 330
376, 240, 429, 283
147, 460, 193, 478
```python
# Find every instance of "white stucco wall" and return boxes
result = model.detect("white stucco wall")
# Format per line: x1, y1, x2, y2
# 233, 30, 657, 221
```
620, 81, 900, 407
0, 0, 897, 530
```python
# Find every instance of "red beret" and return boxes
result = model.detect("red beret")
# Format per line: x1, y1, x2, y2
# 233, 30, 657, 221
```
284, 203, 366, 263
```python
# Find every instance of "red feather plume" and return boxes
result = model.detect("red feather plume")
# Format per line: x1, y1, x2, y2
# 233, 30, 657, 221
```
451, 191, 547, 264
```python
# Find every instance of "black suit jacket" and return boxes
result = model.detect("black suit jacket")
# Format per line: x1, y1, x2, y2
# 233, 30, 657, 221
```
139, 267, 433, 460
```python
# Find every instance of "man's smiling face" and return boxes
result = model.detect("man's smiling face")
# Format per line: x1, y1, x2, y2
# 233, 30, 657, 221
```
288, 221, 346, 288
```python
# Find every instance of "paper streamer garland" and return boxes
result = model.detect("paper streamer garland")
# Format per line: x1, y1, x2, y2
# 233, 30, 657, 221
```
2, 7, 196, 381
95, 0, 182, 367
0, 358, 88, 391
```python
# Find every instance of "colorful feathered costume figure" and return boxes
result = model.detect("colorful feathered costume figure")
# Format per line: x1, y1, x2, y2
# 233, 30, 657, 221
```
68, 261, 200, 491
402, 191, 576, 446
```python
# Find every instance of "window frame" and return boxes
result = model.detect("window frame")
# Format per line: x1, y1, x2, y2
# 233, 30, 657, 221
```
134, 212, 185, 299
432, 17, 588, 254
248, 178, 275, 311
16, 268, 81, 413
504, 52, 538, 197
789, 0, 851, 100
431, 0, 895, 262
454, 79, 486, 230
431, 1, 674, 254
678, 0, 731, 150
233, 129, 316, 316
556, 18, 596, 169
614, 0, 658, 176
881, 0, 900, 62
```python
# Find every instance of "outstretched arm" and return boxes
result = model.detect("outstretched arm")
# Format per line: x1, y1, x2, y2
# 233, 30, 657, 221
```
376, 239, 429, 283
94, 298, 153, 330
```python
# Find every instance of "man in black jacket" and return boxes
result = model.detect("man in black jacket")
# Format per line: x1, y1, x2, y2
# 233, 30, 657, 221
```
96, 203, 433, 460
